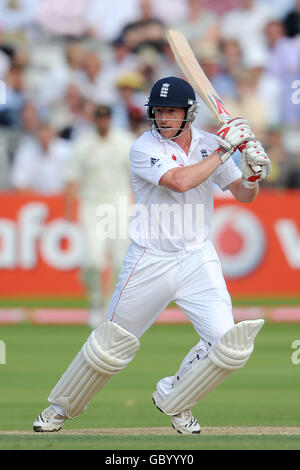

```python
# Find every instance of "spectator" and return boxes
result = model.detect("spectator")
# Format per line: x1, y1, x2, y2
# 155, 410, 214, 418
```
259, 0, 296, 19
122, 0, 166, 54
0, 0, 37, 43
219, 38, 243, 76
39, 41, 85, 107
0, 100, 40, 190
36, 0, 90, 38
150, 0, 188, 26
0, 133, 12, 189
0, 40, 29, 80
100, 35, 139, 91
10, 123, 72, 194
283, 0, 300, 37
215, 39, 244, 100
112, 71, 147, 132
220, 0, 275, 67
49, 83, 84, 135
136, 46, 160, 88
11, 100, 40, 154
64, 104, 135, 328
204, 0, 240, 15
0, 48, 11, 79
260, 128, 288, 188
238, 46, 284, 128
221, 68, 269, 141
264, 19, 300, 125
156, 40, 183, 78
92, 35, 141, 108
85, 0, 140, 42
77, 50, 117, 105
127, 105, 148, 136
0, 64, 26, 127
174, 0, 220, 50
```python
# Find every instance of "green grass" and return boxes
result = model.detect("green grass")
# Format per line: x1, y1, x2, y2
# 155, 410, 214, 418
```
0, 435, 300, 450
0, 296, 89, 308
0, 323, 300, 449
232, 297, 300, 307
0, 296, 299, 308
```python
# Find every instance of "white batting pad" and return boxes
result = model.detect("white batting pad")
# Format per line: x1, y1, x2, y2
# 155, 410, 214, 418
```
48, 321, 140, 418
159, 319, 264, 415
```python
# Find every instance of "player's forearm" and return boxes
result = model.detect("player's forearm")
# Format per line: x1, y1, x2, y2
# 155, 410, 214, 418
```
229, 178, 259, 202
161, 153, 221, 192
237, 183, 259, 202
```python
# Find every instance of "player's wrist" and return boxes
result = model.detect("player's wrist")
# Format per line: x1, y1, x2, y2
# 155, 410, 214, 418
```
218, 149, 233, 164
242, 177, 259, 189
215, 137, 234, 164
211, 150, 228, 165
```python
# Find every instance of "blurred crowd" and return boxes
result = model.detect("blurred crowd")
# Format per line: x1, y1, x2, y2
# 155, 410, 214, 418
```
0, 0, 300, 192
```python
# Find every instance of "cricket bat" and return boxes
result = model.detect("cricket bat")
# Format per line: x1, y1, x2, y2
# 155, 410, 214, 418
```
166, 29, 261, 171
167, 29, 232, 126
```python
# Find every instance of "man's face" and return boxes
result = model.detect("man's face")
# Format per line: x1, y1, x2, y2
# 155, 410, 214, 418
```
22, 103, 39, 132
240, 0, 254, 10
154, 107, 186, 139
95, 114, 111, 135
265, 21, 284, 45
37, 125, 55, 151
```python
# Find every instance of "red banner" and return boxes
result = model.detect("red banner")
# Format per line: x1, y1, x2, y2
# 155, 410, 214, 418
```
0, 193, 84, 296
213, 190, 300, 296
0, 190, 299, 298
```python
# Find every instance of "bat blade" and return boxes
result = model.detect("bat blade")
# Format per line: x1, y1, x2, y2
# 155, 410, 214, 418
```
166, 29, 232, 125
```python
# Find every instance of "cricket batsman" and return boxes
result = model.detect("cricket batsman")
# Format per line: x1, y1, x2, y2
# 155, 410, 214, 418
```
33, 77, 271, 434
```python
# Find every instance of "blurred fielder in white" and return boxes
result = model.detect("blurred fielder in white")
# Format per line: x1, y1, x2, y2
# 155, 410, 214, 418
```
64, 104, 134, 328
33, 77, 270, 434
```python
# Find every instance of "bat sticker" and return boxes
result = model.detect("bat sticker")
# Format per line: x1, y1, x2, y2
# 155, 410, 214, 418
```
208, 94, 231, 121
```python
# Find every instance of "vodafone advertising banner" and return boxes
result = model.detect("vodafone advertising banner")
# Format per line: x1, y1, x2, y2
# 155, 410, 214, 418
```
0, 191, 299, 298
213, 190, 300, 296
0, 193, 84, 297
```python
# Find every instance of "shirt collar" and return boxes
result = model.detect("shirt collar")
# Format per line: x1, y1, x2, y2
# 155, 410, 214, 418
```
190, 125, 206, 142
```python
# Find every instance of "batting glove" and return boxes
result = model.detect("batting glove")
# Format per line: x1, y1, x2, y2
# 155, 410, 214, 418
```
241, 140, 272, 188
215, 136, 235, 163
216, 118, 256, 163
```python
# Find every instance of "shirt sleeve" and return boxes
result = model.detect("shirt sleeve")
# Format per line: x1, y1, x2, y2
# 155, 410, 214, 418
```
130, 148, 179, 186
213, 156, 242, 191
10, 142, 37, 189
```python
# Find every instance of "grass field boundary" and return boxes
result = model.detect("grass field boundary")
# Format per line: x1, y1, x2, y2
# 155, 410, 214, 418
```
0, 306, 300, 325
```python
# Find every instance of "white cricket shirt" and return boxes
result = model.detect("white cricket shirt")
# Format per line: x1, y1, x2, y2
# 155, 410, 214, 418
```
10, 138, 72, 195
129, 126, 241, 252
64, 128, 135, 204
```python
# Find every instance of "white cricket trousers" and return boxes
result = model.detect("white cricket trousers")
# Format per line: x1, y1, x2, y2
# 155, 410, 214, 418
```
78, 201, 130, 310
106, 239, 235, 401
79, 201, 129, 273
106, 239, 234, 344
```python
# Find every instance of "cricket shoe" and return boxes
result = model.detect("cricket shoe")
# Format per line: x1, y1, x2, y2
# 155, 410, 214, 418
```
33, 405, 66, 432
170, 410, 201, 434
152, 390, 201, 435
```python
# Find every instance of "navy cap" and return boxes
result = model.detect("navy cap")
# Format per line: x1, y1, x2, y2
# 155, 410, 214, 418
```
145, 76, 195, 108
